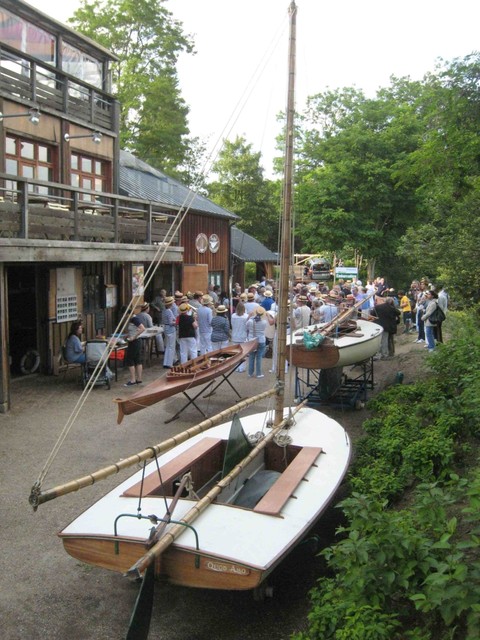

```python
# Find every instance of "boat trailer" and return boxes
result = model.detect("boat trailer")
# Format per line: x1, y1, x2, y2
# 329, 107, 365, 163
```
293, 357, 376, 410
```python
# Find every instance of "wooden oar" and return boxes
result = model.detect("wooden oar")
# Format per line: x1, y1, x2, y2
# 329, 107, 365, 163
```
29, 388, 277, 511
125, 400, 308, 580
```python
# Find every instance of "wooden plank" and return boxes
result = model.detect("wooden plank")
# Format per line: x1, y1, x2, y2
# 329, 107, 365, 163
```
253, 446, 323, 516
122, 437, 223, 498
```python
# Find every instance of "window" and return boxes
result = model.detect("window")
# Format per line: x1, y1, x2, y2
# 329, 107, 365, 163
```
70, 153, 109, 200
83, 275, 103, 314
62, 42, 102, 89
0, 9, 56, 64
4, 136, 56, 195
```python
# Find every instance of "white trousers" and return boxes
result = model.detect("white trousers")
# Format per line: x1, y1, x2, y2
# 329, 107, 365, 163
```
179, 337, 197, 363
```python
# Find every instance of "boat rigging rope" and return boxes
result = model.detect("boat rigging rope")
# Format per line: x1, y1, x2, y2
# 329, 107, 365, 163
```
31, 11, 291, 496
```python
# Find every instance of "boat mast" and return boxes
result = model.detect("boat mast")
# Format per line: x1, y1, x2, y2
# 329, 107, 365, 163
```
275, 1, 297, 425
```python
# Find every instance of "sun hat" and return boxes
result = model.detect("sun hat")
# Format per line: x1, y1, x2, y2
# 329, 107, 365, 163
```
202, 294, 213, 304
264, 290, 273, 297
247, 292, 255, 300
239, 293, 248, 300
164, 296, 174, 306
179, 303, 190, 313
298, 295, 308, 302
255, 306, 266, 316
141, 302, 150, 310
174, 291, 183, 298
216, 305, 228, 314
194, 290, 204, 297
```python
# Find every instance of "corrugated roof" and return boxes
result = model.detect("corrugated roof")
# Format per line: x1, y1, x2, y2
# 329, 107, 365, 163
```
119, 150, 238, 221
231, 226, 278, 263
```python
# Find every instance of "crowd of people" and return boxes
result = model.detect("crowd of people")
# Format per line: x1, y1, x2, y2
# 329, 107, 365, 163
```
65, 274, 449, 387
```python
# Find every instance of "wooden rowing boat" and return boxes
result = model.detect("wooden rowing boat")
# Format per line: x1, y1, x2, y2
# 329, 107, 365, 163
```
287, 318, 383, 369
114, 341, 257, 424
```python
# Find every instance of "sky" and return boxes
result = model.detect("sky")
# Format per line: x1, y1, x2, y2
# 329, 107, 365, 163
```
28, 0, 480, 176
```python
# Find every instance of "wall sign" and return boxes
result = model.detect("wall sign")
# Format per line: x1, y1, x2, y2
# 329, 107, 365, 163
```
209, 233, 220, 253
56, 295, 78, 323
195, 233, 208, 253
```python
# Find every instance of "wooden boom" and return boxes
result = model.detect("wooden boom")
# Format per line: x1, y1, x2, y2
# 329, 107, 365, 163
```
29, 388, 277, 510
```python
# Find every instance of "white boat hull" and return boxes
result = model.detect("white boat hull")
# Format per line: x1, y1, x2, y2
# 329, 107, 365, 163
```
287, 319, 383, 369
59, 407, 351, 590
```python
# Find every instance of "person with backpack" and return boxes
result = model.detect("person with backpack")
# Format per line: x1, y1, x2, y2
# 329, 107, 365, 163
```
421, 290, 440, 352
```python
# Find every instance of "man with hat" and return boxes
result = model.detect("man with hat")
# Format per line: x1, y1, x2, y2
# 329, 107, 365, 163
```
178, 302, 198, 363
318, 290, 339, 323
197, 294, 213, 355
245, 291, 259, 315
260, 289, 274, 312
161, 296, 177, 368
293, 295, 312, 330
211, 305, 230, 349
124, 303, 146, 386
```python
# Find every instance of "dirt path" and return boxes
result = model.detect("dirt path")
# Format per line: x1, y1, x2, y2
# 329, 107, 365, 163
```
0, 332, 428, 640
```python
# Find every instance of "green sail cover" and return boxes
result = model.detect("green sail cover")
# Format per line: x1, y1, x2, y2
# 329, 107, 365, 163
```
221, 413, 253, 478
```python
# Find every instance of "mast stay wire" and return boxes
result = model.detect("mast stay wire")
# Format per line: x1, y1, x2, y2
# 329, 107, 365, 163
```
33, 10, 291, 492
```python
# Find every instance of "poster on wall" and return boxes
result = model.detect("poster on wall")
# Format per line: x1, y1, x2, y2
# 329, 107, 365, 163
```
105, 285, 117, 309
132, 265, 144, 299
56, 295, 78, 323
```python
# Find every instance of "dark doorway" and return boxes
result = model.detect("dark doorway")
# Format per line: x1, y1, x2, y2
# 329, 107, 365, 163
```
7, 266, 39, 375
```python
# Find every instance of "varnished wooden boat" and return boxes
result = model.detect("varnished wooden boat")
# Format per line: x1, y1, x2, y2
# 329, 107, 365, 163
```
114, 342, 257, 424
58, 406, 351, 590
287, 318, 383, 369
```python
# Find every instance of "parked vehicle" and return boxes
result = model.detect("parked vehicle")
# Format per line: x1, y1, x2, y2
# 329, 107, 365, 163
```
309, 258, 331, 281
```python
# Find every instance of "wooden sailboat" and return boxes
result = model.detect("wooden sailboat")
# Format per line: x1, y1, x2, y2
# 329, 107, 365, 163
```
288, 318, 383, 369
286, 295, 383, 369
31, 4, 351, 635
114, 341, 257, 424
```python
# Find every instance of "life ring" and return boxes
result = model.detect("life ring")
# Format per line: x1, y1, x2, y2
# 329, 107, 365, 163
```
20, 349, 40, 375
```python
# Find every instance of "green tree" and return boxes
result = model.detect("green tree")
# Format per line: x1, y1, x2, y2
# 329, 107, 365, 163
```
208, 136, 281, 250
295, 82, 424, 280
70, 0, 194, 175
395, 54, 480, 302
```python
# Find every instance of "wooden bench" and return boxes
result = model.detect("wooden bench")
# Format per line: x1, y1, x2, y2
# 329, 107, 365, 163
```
122, 437, 223, 498
254, 446, 323, 516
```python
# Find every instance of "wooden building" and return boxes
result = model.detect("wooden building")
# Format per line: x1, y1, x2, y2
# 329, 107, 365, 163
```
0, 0, 237, 412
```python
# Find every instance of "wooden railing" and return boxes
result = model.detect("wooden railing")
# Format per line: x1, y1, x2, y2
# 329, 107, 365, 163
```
0, 174, 180, 246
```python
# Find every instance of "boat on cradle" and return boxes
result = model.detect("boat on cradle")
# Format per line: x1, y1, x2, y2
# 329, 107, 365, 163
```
114, 341, 257, 424
58, 407, 351, 590
287, 318, 383, 369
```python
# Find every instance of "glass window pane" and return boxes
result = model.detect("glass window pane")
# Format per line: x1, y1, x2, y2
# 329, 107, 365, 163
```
94, 178, 104, 191
71, 154, 78, 170
83, 178, 92, 191
38, 146, 50, 162
20, 142, 34, 159
95, 161, 102, 175
71, 174, 79, 187
37, 166, 49, 181
5, 136, 16, 155
82, 157, 92, 173
5, 158, 17, 174
22, 165, 34, 178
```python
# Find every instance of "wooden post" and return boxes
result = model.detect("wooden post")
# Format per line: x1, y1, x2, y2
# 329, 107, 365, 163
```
0, 263, 10, 413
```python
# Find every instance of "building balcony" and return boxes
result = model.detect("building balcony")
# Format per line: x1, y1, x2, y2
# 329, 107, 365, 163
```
0, 173, 182, 263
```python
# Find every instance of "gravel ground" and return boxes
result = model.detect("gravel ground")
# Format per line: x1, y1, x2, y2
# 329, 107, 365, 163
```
0, 335, 426, 640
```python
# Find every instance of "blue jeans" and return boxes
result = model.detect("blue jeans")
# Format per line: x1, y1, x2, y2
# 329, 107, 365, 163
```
425, 325, 436, 350
248, 343, 266, 376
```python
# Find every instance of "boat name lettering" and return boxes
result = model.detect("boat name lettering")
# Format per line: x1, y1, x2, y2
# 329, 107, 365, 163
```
205, 560, 249, 575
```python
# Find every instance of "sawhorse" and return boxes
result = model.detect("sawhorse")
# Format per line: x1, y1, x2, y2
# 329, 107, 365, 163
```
164, 366, 243, 423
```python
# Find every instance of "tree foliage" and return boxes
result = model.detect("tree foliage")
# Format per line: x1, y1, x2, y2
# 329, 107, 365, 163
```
70, 0, 194, 176
208, 136, 281, 250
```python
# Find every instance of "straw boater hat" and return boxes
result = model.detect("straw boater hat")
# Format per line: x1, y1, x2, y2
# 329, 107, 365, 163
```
141, 302, 150, 311
298, 295, 308, 303
255, 306, 266, 316
164, 296, 174, 306
194, 290, 204, 297
264, 290, 273, 297
180, 295, 189, 303
216, 305, 228, 314
174, 291, 183, 299
239, 293, 248, 301
247, 292, 255, 300
202, 294, 213, 304
179, 302, 190, 313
